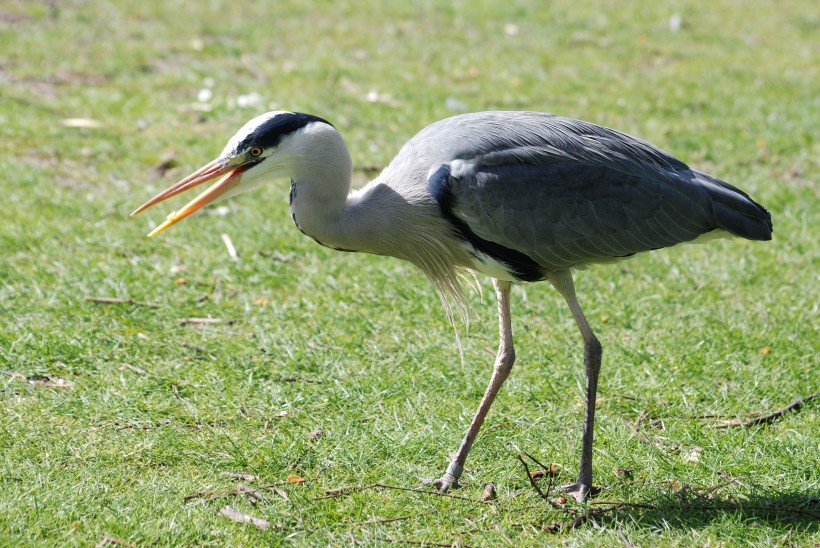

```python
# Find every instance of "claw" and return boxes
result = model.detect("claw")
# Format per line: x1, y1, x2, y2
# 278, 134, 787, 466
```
559, 482, 601, 503
439, 461, 463, 492
433, 473, 458, 493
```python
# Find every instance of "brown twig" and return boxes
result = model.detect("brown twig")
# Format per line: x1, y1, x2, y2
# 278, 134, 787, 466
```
184, 489, 228, 501
777, 528, 794, 546
467, 495, 820, 538
314, 484, 374, 500
590, 500, 657, 509
713, 391, 819, 428
518, 454, 548, 499
691, 412, 761, 420
274, 376, 321, 384
517, 452, 557, 501
697, 479, 737, 500
237, 484, 265, 502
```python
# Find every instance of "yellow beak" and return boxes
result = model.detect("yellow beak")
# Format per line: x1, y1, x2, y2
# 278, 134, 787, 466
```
131, 157, 255, 237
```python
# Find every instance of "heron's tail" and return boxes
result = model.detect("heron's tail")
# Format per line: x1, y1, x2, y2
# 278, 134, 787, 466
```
694, 171, 773, 241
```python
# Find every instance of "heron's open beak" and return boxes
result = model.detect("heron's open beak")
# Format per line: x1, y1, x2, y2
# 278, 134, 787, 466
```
131, 157, 256, 237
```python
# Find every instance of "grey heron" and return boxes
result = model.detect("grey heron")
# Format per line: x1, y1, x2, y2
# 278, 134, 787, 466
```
132, 111, 772, 501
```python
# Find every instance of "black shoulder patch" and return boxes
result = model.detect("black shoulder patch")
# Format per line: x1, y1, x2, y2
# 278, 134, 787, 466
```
427, 164, 451, 205
428, 164, 544, 282
236, 112, 334, 153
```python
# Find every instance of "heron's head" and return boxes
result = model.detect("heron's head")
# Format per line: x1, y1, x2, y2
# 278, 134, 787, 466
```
132, 111, 334, 236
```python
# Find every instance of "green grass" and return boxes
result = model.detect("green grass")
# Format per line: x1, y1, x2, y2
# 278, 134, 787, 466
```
1, 0, 818, 545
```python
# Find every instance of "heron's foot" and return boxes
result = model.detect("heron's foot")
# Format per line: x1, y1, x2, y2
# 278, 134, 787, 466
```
433, 473, 459, 493
418, 474, 459, 492
559, 482, 601, 503
420, 462, 463, 493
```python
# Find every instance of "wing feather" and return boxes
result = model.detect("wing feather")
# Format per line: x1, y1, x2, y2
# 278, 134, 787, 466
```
420, 112, 771, 275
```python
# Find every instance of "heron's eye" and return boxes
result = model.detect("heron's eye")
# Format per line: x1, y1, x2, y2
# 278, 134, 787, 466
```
249, 147, 263, 157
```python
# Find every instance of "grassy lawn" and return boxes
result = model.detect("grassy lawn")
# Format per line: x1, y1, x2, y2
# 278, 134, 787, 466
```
1, 0, 818, 545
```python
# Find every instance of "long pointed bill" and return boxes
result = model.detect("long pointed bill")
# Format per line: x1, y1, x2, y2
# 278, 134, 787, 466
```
131, 158, 254, 237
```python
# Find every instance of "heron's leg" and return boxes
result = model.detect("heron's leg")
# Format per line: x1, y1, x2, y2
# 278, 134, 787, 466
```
547, 270, 602, 503
434, 279, 515, 493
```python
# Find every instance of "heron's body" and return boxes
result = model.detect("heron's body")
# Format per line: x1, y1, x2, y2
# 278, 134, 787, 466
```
286, 112, 769, 301
134, 110, 772, 500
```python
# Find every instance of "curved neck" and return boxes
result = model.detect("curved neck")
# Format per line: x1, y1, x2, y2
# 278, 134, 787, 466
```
285, 126, 368, 251
286, 135, 469, 311
290, 170, 403, 256
285, 126, 448, 263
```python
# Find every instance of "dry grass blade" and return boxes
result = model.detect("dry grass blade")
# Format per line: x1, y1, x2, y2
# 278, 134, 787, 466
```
618, 528, 635, 548
62, 117, 102, 128
237, 484, 265, 502
218, 506, 270, 530
221, 471, 256, 482
96, 535, 135, 548
178, 317, 225, 324
494, 523, 515, 545
221, 233, 239, 261
85, 295, 160, 308
118, 363, 147, 375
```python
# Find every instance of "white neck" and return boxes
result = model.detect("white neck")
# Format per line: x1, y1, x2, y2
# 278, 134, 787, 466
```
285, 124, 392, 254
281, 123, 469, 311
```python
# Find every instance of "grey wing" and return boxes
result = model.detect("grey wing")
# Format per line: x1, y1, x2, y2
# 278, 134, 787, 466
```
434, 158, 713, 273
429, 143, 774, 276
452, 158, 719, 272
418, 113, 772, 274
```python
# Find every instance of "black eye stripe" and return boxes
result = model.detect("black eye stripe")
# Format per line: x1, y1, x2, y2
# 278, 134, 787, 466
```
235, 113, 333, 153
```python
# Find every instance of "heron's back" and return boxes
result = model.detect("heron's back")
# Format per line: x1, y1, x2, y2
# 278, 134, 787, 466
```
395, 112, 772, 276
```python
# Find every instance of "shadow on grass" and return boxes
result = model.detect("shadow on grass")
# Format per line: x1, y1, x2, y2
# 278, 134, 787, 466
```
580, 488, 820, 535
